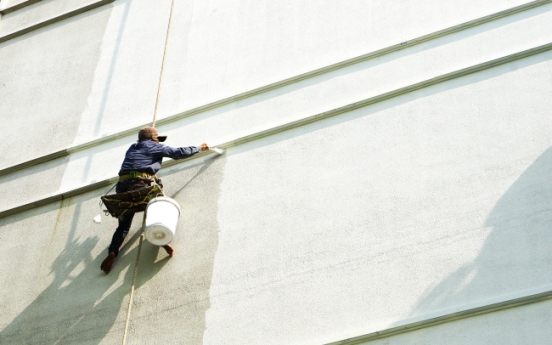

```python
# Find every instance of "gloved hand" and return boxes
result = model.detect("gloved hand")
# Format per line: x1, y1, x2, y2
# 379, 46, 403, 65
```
199, 143, 209, 151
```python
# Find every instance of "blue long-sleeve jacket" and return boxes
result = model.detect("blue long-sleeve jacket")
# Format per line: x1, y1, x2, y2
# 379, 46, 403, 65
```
118, 140, 200, 175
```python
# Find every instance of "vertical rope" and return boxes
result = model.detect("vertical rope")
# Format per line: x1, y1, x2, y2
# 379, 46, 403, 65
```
122, 212, 147, 344
152, 0, 177, 128
122, 0, 176, 343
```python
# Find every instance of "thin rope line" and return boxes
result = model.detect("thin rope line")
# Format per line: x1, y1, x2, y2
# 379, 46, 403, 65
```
122, 212, 147, 345
152, 0, 177, 128
122, 0, 176, 343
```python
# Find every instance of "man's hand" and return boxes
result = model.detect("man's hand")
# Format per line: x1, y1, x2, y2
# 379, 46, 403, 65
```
199, 143, 209, 151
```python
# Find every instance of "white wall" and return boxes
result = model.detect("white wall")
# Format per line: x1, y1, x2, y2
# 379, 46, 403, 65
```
1, 1, 552, 344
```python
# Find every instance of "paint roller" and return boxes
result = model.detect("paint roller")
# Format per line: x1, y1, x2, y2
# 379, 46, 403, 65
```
210, 147, 226, 155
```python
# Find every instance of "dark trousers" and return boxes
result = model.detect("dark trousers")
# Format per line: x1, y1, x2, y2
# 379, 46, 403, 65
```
107, 179, 150, 256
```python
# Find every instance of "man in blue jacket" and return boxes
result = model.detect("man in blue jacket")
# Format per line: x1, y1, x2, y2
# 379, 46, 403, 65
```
101, 127, 209, 274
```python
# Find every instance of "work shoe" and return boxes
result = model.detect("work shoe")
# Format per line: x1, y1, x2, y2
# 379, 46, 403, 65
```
162, 244, 174, 257
101, 252, 117, 274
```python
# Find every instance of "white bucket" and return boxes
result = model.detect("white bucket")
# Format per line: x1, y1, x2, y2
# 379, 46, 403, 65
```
145, 197, 181, 246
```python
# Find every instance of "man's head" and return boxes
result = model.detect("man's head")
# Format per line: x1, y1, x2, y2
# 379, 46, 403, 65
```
138, 127, 167, 143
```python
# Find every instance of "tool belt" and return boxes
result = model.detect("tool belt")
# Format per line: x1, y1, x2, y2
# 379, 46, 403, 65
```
100, 173, 164, 218
118, 171, 157, 181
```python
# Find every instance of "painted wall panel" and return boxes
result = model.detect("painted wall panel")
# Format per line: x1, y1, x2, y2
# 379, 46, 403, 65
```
364, 300, 552, 345
0, 5, 112, 165
0, 0, 171, 165
202, 55, 552, 344
156, 0, 532, 117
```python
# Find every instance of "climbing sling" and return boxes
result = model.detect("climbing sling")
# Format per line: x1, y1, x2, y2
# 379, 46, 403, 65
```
100, 175, 164, 218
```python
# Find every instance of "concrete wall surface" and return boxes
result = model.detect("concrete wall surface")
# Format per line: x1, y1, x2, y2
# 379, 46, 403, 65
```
1, 1, 552, 344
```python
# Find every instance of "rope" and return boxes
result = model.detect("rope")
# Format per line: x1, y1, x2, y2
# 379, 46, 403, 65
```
121, 212, 147, 344
122, 0, 176, 343
152, 0, 177, 128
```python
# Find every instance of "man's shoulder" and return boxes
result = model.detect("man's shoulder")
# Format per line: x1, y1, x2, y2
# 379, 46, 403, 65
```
147, 140, 165, 146
134, 140, 165, 149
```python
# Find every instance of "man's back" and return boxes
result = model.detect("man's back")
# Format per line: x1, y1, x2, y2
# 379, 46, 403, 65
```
119, 140, 200, 175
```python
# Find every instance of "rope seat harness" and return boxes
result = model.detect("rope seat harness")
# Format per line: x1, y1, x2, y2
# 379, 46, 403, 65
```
100, 173, 164, 218
118, 171, 156, 181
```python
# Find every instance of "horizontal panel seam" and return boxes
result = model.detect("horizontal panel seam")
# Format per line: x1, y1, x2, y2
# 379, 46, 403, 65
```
0, 0, 42, 15
324, 288, 552, 344
0, 0, 115, 43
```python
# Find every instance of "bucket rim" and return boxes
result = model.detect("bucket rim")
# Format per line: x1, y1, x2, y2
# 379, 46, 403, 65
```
147, 197, 181, 212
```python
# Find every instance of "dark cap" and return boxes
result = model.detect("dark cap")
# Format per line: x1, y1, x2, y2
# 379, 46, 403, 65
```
138, 127, 167, 142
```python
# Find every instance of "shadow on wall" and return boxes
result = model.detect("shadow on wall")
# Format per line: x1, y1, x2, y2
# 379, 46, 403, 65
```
0, 201, 165, 344
0, 155, 225, 344
410, 146, 552, 317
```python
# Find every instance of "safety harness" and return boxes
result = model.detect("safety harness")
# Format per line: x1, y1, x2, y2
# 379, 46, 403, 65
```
100, 172, 164, 218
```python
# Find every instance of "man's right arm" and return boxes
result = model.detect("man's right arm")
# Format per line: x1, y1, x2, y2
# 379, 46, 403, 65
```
161, 143, 209, 160
161, 145, 199, 160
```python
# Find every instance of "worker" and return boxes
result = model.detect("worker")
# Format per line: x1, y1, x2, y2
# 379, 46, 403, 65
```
101, 127, 209, 274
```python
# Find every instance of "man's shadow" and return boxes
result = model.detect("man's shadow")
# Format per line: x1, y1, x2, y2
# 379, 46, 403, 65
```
0, 198, 170, 345
410, 146, 552, 318
0, 153, 226, 344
